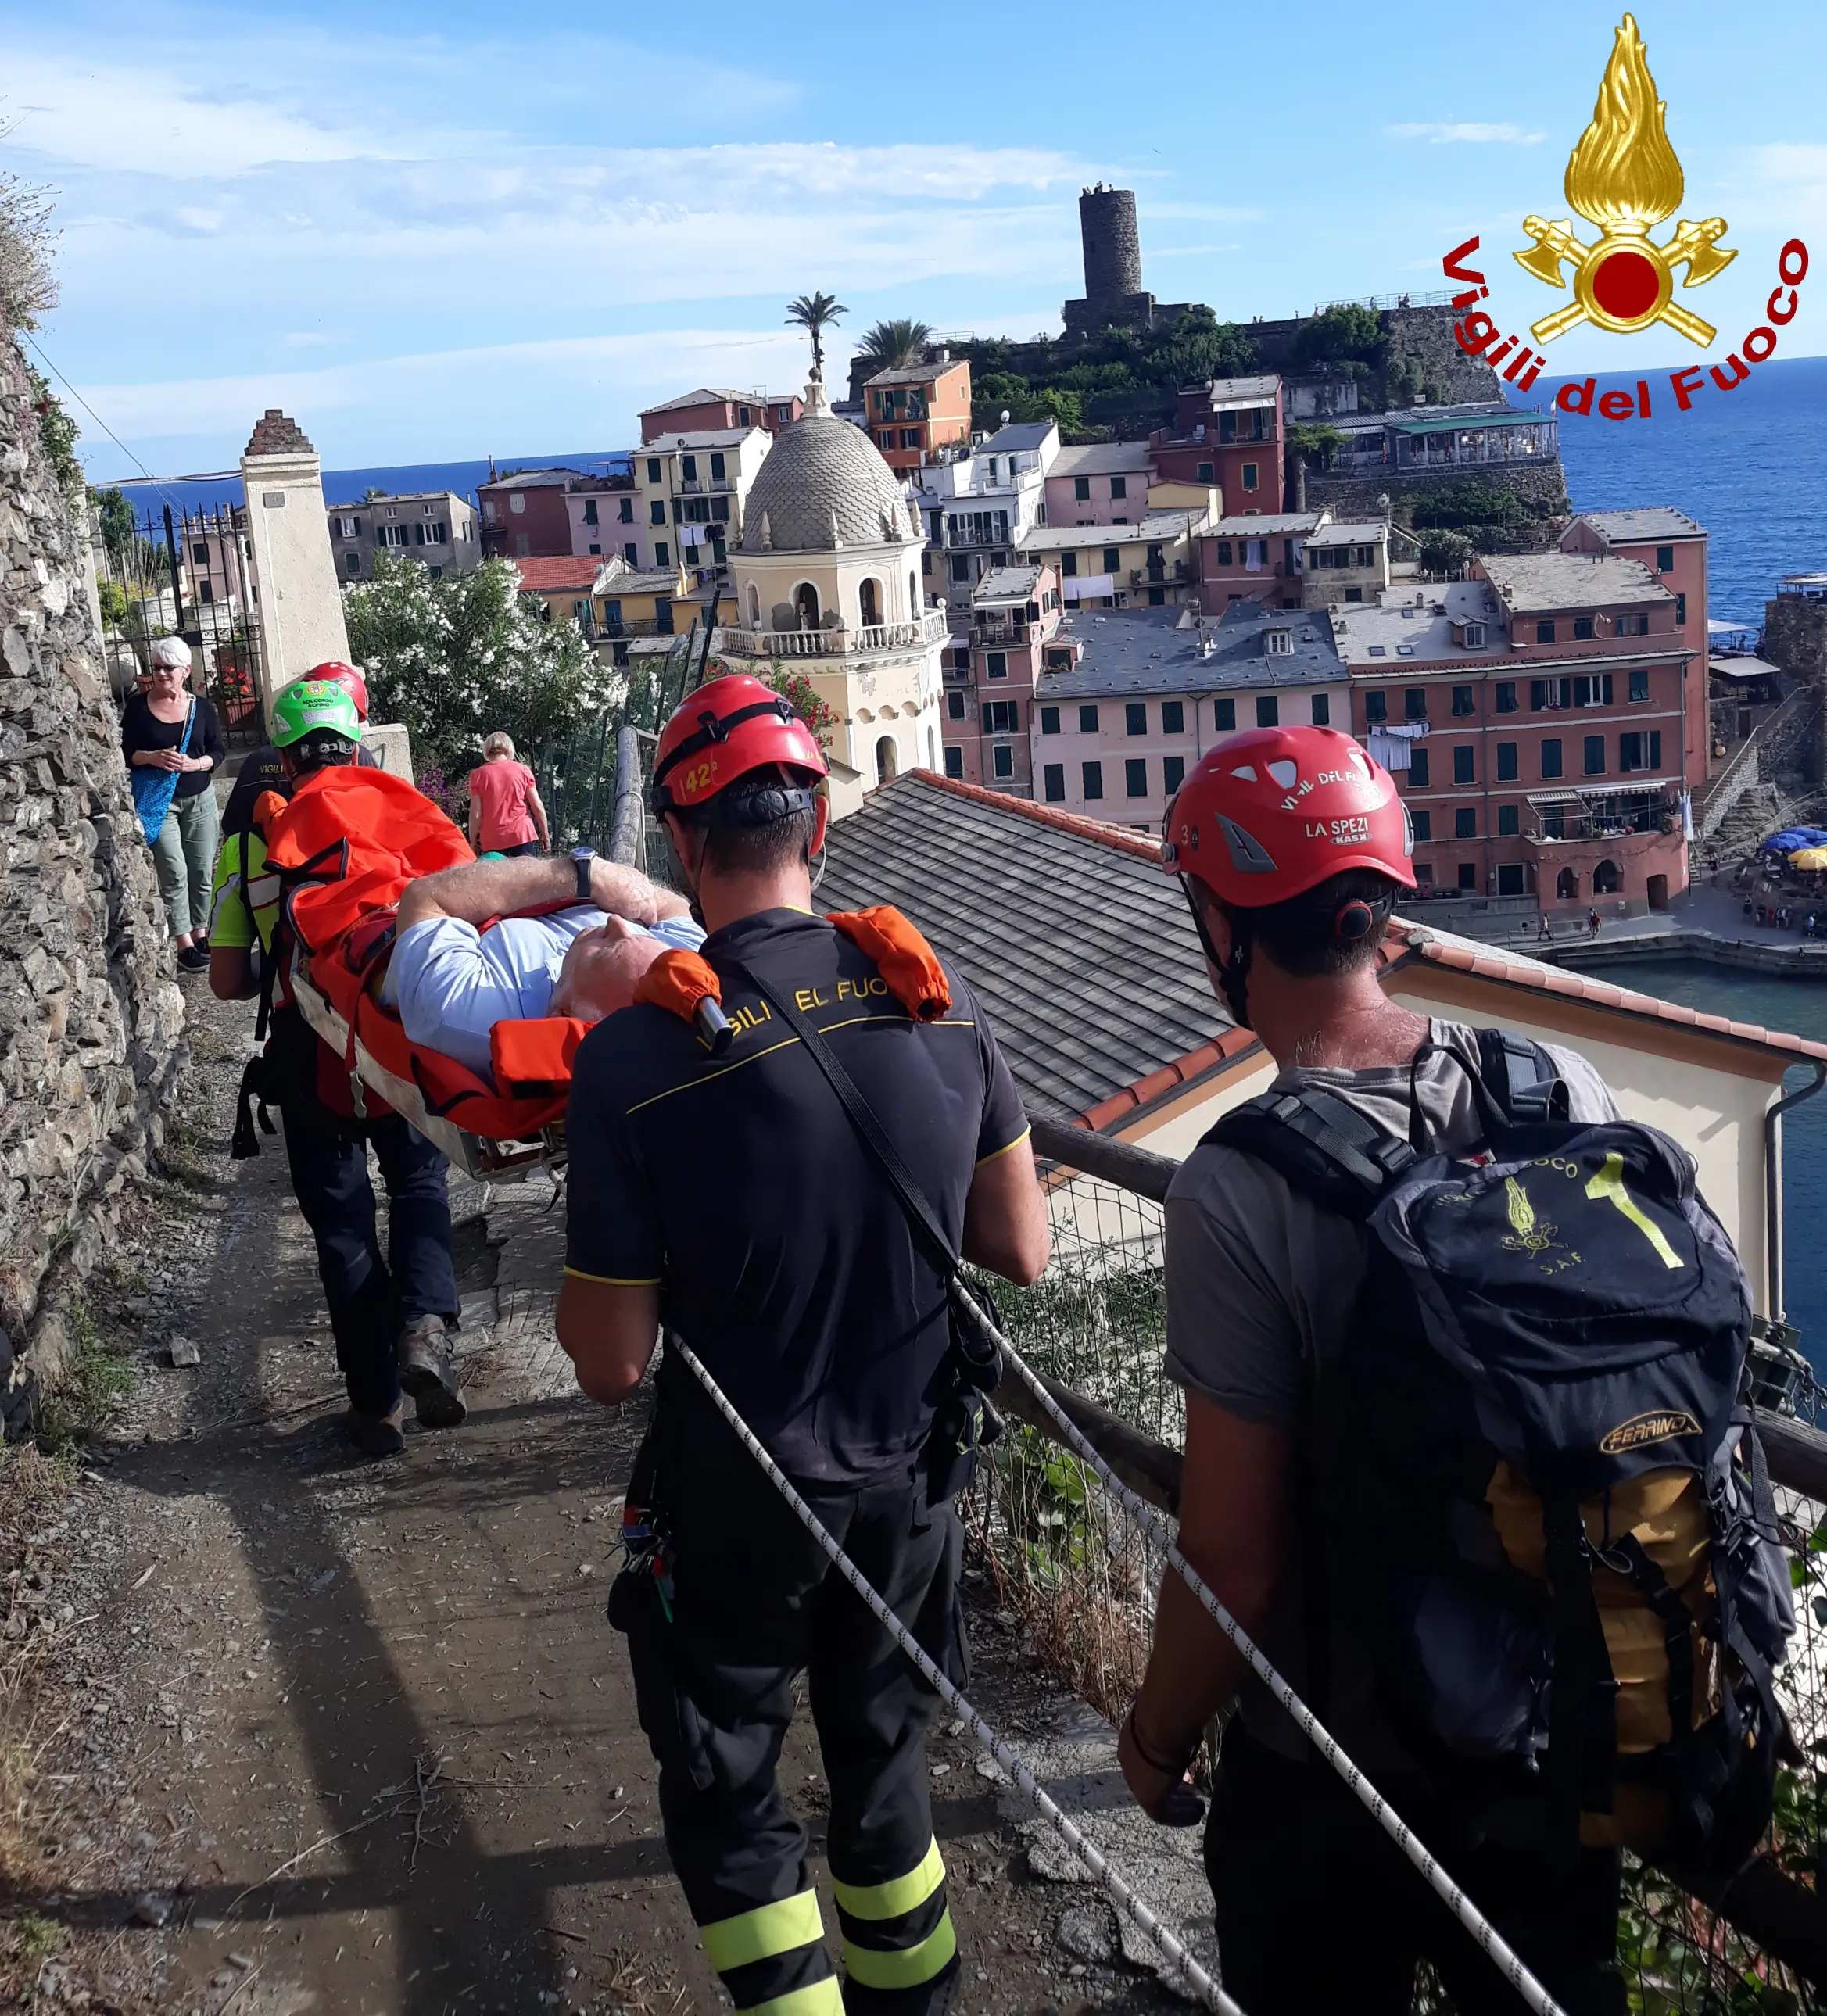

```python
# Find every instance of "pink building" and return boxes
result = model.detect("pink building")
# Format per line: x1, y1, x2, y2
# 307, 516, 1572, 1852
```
1557, 509, 1708, 793
1044, 442, 1156, 528
1198, 510, 1326, 614
1149, 374, 1285, 515
565, 474, 639, 559
1030, 600, 1349, 831
1334, 559, 1693, 917
940, 564, 1062, 797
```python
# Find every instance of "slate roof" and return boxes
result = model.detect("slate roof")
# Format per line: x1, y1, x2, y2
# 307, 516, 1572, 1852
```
1481, 553, 1672, 617
1191, 374, 1281, 409
482, 467, 582, 491
639, 387, 749, 414
1050, 442, 1154, 478
820, 772, 1238, 1122
976, 421, 1057, 456
1020, 511, 1208, 551
1205, 511, 1325, 539
1574, 507, 1707, 544
1306, 520, 1386, 546
973, 564, 1042, 606
736, 413, 914, 553
1036, 603, 1344, 700
639, 428, 758, 453
863, 360, 967, 388
1329, 582, 1506, 668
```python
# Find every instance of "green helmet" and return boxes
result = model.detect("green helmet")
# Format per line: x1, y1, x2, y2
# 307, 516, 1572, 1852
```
270, 678, 361, 749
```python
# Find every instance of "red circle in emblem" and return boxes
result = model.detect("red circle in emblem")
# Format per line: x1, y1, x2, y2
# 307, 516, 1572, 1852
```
1591, 249, 1661, 320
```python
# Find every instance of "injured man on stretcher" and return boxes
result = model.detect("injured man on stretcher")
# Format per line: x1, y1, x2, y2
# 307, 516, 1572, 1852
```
379, 850, 704, 1076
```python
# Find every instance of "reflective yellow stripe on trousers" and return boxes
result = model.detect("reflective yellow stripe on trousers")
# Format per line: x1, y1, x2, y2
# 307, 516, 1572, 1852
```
831, 1837, 946, 1921
843, 1913, 958, 1991
701, 1888, 827, 1974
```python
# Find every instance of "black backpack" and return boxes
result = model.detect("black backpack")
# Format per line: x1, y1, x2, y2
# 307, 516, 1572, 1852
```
1209, 1029, 1794, 1885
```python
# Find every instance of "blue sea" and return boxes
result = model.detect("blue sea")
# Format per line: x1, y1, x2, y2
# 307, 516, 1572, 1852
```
1515, 351, 1827, 625
109, 450, 631, 520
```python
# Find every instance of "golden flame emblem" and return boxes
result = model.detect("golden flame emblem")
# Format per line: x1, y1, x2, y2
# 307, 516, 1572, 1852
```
1515, 14, 1734, 346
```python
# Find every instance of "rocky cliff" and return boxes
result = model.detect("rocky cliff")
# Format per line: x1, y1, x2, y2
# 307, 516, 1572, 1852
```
0, 337, 184, 1431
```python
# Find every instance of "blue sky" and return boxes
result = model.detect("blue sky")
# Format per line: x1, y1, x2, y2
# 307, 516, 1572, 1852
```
11, 0, 1827, 480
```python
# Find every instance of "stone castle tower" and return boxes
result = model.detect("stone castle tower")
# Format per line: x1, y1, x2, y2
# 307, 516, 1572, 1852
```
1061, 184, 1188, 342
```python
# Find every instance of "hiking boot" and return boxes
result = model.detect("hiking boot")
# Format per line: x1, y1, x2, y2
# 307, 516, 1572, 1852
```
397, 1314, 467, 1428
346, 1405, 405, 1459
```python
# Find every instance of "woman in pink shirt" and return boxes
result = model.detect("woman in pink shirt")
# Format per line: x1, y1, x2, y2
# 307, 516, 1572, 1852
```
466, 732, 551, 856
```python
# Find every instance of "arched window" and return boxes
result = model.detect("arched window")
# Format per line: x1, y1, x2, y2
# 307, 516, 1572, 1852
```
876, 735, 898, 786
1593, 859, 1621, 895
794, 581, 821, 628
858, 577, 882, 628
1556, 868, 1580, 901
746, 582, 761, 628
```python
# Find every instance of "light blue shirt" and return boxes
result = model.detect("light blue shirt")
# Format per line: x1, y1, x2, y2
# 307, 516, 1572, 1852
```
382, 904, 705, 1079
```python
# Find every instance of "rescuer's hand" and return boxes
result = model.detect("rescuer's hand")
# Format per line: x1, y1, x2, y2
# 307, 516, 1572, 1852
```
1118, 1706, 1205, 1828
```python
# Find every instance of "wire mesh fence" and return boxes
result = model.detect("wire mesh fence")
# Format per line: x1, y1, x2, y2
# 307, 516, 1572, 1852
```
973, 1155, 1827, 2014
91, 501, 267, 743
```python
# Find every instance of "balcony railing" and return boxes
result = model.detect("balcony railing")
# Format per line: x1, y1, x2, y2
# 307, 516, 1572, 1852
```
1524, 789, 1682, 844
720, 610, 949, 660
679, 476, 736, 495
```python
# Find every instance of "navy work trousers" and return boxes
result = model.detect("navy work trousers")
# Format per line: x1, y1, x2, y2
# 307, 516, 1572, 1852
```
1206, 1724, 1626, 2016
615, 1416, 964, 2014
279, 1094, 457, 1417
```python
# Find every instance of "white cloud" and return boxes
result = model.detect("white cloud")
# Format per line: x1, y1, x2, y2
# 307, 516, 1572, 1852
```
1387, 123, 1546, 145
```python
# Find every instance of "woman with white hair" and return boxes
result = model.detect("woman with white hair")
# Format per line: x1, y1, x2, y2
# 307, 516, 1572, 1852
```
121, 637, 225, 972
464, 729, 550, 858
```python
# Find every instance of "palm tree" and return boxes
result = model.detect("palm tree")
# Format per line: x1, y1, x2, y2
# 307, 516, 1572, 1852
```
785, 290, 847, 380
856, 317, 933, 371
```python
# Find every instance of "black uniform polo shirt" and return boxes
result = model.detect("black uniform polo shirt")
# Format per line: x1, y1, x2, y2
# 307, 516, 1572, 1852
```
564, 908, 1030, 1485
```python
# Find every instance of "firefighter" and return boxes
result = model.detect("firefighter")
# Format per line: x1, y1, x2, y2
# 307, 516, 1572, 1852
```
209, 679, 462, 1459
555, 675, 1049, 2016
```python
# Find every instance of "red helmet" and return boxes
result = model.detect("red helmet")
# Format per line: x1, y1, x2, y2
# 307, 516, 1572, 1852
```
309, 660, 368, 721
1162, 725, 1415, 907
650, 673, 828, 818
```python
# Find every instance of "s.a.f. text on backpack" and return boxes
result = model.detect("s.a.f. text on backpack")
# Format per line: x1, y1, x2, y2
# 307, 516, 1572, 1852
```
1210, 1034, 1795, 1887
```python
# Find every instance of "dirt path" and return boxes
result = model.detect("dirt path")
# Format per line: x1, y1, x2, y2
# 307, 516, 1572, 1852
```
2, 983, 1203, 2016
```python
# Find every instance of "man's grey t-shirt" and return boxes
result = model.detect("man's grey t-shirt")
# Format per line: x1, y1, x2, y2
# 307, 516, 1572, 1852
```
1163, 1019, 1621, 1761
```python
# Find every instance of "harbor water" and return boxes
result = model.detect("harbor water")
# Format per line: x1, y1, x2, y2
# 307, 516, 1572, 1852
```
1607, 960, 1827, 1370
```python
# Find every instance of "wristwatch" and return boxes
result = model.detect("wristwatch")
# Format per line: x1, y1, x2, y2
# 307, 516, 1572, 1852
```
571, 846, 596, 904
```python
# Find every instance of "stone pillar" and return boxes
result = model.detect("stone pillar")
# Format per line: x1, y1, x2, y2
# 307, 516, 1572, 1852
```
238, 410, 350, 718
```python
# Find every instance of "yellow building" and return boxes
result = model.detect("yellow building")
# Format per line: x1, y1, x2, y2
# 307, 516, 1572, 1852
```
1016, 507, 1212, 611
512, 554, 690, 668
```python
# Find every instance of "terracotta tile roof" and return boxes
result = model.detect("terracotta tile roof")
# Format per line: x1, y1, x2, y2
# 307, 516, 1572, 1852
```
1381, 919, 1827, 1065
511, 557, 601, 593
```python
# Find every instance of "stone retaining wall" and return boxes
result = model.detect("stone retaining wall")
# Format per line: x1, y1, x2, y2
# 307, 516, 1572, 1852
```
0, 335, 185, 1434
1552, 930, 1827, 980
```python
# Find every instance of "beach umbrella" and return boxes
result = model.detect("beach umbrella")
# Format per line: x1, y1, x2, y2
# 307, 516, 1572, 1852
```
1790, 847, 1827, 872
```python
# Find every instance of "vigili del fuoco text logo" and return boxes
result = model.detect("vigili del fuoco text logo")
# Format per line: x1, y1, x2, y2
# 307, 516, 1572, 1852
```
1441, 13, 1807, 421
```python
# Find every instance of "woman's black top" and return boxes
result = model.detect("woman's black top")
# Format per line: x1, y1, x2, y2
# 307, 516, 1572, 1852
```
120, 693, 226, 800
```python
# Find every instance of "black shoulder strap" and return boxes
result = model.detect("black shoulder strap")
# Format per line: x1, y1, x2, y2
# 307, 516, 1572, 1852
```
1206, 1087, 1417, 1219
1475, 1027, 1569, 1127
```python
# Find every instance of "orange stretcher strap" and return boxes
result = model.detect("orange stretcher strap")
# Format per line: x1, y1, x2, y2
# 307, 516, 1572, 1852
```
490, 1015, 591, 1096
829, 906, 951, 1020
634, 949, 732, 1055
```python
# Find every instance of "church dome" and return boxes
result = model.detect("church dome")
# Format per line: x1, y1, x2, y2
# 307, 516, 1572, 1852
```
739, 381, 917, 555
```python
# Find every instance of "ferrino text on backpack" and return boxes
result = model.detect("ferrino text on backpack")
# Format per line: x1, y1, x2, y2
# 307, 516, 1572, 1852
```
1209, 1029, 1795, 1887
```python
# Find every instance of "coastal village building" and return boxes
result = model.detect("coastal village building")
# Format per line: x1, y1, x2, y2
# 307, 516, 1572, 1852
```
1018, 508, 1210, 612
629, 427, 772, 578
716, 377, 946, 816
1044, 442, 1155, 528
1334, 559, 1692, 916
1149, 374, 1286, 514
1030, 601, 1348, 829
638, 387, 803, 443
511, 554, 689, 668
1198, 510, 1327, 614
862, 356, 973, 473
1323, 402, 1560, 486
822, 773, 1812, 1326
908, 420, 1058, 618
566, 474, 638, 560
478, 468, 585, 560
938, 562, 1063, 795
1301, 519, 1392, 610
1559, 508, 1709, 793
328, 489, 479, 582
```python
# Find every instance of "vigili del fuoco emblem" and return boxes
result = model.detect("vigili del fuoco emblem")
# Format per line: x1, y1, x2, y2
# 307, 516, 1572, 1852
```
1514, 13, 1733, 348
